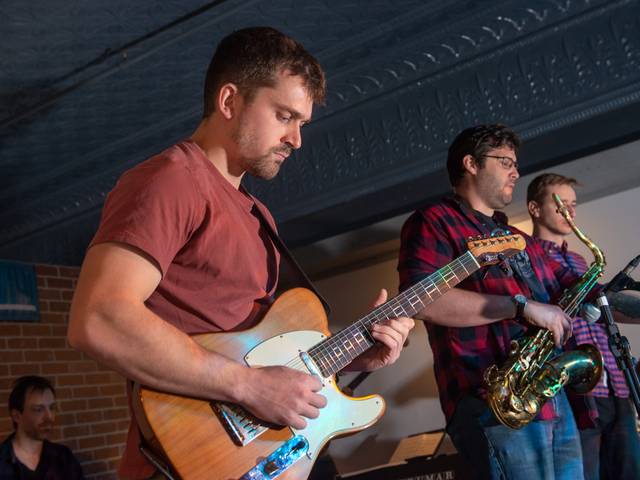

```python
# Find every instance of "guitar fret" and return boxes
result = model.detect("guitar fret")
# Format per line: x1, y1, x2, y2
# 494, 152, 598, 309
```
353, 328, 373, 351
458, 260, 470, 274
407, 294, 424, 309
322, 346, 332, 372
425, 281, 439, 298
309, 324, 371, 377
307, 245, 509, 376
327, 354, 340, 372
315, 352, 331, 376
332, 345, 345, 361
347, 339, 360, 354
442, 267, 458, 285
417, 283, 433, 303
391, 304, 408, 318
339, 352, 352, 371
342, 338, 356, 355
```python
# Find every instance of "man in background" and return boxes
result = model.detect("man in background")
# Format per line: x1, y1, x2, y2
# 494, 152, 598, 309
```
0, 375, 84, 479
528, 172, 640, 479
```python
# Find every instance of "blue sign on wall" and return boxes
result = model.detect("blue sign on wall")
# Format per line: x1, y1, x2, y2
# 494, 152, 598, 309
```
0, 260, 39, 322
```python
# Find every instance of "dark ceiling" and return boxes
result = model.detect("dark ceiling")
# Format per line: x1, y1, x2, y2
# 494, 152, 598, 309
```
2, 0, 640, 266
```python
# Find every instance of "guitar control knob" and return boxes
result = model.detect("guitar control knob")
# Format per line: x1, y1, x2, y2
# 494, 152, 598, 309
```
263, 461, 279, 475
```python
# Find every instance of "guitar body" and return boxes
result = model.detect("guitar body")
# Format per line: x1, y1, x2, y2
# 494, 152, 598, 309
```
133, 288, 385, 480
132, 234, 526, 479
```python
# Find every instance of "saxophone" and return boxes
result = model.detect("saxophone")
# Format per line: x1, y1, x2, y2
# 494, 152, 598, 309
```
484, 193, 605, 429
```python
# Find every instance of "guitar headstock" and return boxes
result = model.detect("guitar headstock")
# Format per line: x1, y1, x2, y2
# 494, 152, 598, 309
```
467, 234, 526, 267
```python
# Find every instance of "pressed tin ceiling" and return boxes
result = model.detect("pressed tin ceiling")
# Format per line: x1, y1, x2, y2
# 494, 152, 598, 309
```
1, 0, 640, 265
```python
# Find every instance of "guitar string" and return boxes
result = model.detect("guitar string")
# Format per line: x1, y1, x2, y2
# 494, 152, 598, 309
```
235, 240, 511, 422
233, 254, 479, 420
273, 240, 512, 375
307, 253, 478, 374
304, 252, 480, 376
328, 255, 475, 372
276, 238, 513, 374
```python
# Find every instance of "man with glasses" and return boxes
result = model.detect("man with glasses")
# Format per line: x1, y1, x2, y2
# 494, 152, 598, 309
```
398, 124, 584, 479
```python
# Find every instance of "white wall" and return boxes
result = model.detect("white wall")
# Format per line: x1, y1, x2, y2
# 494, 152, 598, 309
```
318, 259, 442, 473
321, 184, 640, 475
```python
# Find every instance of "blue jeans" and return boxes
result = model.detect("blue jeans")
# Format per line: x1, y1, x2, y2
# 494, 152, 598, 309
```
579, 396, 640, 480
447, 391, 583, 480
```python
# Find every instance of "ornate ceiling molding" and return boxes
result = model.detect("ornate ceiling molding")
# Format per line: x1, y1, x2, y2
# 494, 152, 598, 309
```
1, 0, 639, 262
248, 0, 640, 220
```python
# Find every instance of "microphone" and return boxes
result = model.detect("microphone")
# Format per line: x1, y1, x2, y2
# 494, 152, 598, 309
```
580, 302, 601, 324
604, 254, 640, 294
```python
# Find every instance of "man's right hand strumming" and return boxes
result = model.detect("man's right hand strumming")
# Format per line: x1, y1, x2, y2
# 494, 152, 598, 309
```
235, 365, 327, 430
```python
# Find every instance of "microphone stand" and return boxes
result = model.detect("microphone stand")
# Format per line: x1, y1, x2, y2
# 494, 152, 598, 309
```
596, 263, 640, 415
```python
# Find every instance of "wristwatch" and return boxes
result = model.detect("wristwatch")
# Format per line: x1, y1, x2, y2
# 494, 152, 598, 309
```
512, 294, 528, 319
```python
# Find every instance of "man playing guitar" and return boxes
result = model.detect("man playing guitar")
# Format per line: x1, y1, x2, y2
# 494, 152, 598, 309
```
68, 27, 414, 479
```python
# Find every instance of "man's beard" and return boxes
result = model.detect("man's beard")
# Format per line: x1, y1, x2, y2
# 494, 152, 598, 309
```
24, 422, 53, 441
232, 123, 291, 180
479, 176, 513, 210
244, 147, 290, 180
491, 189, 513, 209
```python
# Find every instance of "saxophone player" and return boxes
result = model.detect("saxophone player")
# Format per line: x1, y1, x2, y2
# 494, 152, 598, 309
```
528, 173, 640, 479
398, 124, 585, 479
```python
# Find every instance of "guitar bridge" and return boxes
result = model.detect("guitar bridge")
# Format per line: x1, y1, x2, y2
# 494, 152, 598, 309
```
211, 402, 268, 446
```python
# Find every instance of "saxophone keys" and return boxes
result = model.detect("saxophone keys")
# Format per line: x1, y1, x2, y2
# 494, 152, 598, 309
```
524, 398, 538, 415
509, 394, 524, 413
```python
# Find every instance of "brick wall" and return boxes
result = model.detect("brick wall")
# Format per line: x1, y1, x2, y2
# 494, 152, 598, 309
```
0, 264, 129, 480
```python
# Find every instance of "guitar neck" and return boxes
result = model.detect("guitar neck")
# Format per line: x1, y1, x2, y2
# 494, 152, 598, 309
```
308, 251, 480, 376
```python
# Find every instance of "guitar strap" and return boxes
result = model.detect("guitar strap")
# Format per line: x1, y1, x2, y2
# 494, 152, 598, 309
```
251, 202, 332, 316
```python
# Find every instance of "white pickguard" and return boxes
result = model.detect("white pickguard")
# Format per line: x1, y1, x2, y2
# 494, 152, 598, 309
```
244, 330, 385, 459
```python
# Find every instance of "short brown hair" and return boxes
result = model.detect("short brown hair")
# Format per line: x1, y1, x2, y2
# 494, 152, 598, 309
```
527, 173, 579, 205
202, 27, 326, 117
8, 375, 55, 429
447, 124, 521, 187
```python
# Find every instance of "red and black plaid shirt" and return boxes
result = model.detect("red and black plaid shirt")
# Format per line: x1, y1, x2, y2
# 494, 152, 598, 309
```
397, 196, 582, 423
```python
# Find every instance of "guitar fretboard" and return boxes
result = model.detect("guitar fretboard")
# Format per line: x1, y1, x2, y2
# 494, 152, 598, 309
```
307, 250, 480, 377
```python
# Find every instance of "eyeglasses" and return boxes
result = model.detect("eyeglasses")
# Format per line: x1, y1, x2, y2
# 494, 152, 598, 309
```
482, 155, 519, 171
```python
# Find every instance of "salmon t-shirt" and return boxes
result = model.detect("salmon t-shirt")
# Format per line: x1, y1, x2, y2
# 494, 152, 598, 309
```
89, 140, 280, 478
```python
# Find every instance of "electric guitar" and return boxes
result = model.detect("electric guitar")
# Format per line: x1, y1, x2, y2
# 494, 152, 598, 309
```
133, 234, 526, 479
